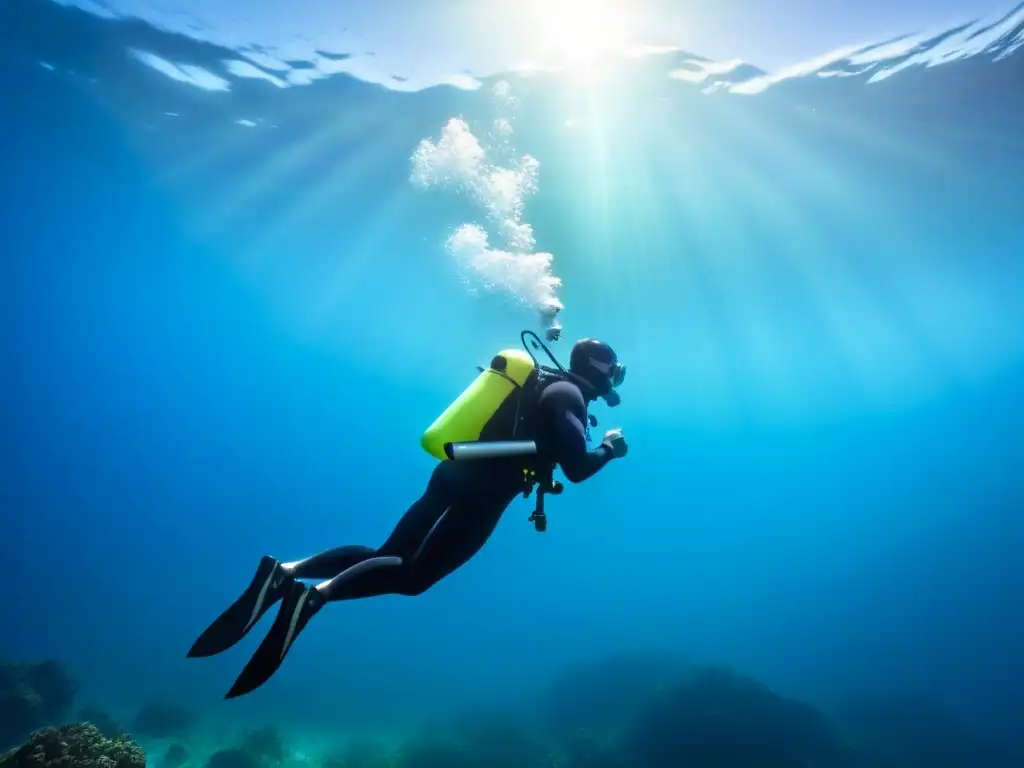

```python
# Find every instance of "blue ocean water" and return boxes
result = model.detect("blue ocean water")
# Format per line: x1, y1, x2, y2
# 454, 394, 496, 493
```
1, 0, 1023, 765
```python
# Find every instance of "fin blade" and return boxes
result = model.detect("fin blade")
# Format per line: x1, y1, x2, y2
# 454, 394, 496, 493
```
224, 582, 322, 699
187, 556, 286, 658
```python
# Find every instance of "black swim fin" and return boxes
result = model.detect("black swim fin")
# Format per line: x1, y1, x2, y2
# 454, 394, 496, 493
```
187, 555, 293, 658
224, 580, 325, 699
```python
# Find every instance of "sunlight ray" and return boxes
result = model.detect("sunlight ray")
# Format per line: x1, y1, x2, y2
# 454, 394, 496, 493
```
707, 102, 976, 381
287, 185, 422, 327
692, 107, 963, 408
177, 101, 398, 236
244, 118, 417, 264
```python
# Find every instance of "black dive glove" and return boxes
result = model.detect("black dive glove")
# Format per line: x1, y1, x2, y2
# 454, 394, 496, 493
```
602, 428, 628, 459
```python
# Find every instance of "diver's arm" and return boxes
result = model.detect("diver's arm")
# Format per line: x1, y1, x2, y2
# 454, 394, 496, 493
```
541, 381, 613, 483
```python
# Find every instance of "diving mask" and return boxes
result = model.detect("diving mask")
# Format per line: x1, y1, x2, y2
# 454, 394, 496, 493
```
591, 358, 626, 390
610, 362, 626, 389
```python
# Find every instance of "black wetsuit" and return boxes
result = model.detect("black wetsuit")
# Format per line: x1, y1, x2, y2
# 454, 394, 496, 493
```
289, 379, 613, 602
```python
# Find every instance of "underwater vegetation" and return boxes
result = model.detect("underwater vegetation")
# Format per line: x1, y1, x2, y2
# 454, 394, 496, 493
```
1, 653, 1020, 767
0, 724, 144, 768
74, 708, 127, 741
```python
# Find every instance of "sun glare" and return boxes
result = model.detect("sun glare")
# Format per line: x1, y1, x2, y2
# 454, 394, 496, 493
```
524, 0, 633, 68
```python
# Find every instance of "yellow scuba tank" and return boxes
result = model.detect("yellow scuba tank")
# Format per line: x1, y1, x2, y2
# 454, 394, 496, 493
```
421, 348, 536, 460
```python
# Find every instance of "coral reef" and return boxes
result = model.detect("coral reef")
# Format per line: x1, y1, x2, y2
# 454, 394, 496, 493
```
76, 708, 126, 741
131, 700, 197, 739
0, 723, 144, 768
307, 662, 855, 767
0, 660, 78, 750
13, 653, 1011, 768
542, 650, 686, 738
625, 666, 844, 768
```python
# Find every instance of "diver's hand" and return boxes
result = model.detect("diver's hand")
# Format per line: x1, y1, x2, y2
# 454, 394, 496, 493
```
602, 428, 628, 459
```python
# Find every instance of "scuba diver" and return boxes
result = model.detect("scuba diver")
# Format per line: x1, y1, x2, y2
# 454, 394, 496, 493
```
187, 332, 629, 699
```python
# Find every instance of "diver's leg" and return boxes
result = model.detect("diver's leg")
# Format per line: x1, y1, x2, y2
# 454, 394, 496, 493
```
300, 463, 465, 597
283, 473, 456, 583
282, 546, 378, 580
221, 467, 459, 698
277, 482, 459, 582
396, 492, 510, 595
189, 469, 453, 661
187, 548, 374, 659
315, 490, 511, 601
